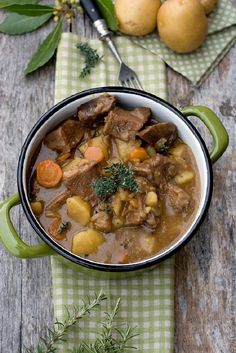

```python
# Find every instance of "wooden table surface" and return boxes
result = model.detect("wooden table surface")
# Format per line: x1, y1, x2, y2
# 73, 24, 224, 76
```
0, 5, 235, 353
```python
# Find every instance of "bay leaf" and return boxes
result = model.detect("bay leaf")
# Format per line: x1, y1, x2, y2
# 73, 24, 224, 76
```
0, 13, 52, 35
96, 0, 118, 31
25, 20, 62, 75
0, 0, 38, 9
5, 4, 53, 16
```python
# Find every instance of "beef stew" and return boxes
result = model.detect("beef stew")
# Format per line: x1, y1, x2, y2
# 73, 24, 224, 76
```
29, 93, 200, 264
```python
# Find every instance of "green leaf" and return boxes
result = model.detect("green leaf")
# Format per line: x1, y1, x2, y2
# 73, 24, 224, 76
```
0, 0, 38, 9
25, 20, 62, 75
95, 0, 118, 31
5, 4, 53, 16
0, 13, 52, 35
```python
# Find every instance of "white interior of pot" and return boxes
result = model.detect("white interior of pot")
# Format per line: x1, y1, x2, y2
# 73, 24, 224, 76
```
22, 90, 209, 266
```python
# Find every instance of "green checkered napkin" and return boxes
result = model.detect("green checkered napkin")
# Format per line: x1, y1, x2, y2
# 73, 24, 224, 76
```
52, 33, 174, 353
132, 0, 236, 86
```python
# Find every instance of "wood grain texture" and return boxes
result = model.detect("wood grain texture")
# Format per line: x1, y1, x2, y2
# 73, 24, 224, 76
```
0, 8, 55, 353
167, 48, 236, 353
0, 5, 235, 353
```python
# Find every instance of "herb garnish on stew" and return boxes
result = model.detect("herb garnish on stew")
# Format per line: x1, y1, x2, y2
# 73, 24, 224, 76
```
91, 163, 139, 199
57, 221, 69, 234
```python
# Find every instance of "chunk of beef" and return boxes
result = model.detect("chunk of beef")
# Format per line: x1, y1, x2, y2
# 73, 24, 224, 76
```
78, 94, 116, 125
62, 158, 100, 205
167, 183, 191, 213
122, 194, 147, 226
133, 154, 176, 187
145, 211, 160, 230
44, 120, 84, 153
45, 190, 71, 212
136, 176, 156, 193
138, 122, 177, 148
125, 209, 147, 226
103, 107, 151, 141
91, 211, 112, 232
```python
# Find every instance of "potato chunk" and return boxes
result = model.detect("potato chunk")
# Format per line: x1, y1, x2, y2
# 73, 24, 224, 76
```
112, 193, 123, 217
146, 145, 156, 157
72, 229, 104, 255
169, 143, 187, 157
145, 191, 158, 207
115, 138, 141, 161
66, 196, 91, 226
175, 170, 194, 185
31, 201, 44, 215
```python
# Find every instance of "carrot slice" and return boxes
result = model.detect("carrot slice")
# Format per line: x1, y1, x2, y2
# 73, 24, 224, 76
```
128, 147, 149, 162
48, 218, 69, 240
36, 159, 62, 188
84, 146, 104, 162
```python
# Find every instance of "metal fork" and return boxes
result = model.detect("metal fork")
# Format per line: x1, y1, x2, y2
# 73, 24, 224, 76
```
103, 35, 143, 90
80, 0, 143, 90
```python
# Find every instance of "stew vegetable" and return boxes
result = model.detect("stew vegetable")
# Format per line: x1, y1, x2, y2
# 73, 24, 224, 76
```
30, 94, 200, 264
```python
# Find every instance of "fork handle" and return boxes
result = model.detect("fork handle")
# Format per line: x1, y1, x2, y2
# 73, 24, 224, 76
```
80, 0, 101, 22
80, 0, 110, 38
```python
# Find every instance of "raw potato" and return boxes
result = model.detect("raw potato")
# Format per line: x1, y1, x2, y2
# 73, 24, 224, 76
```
157, 0, 208, 53
115, 0, 161, 36
200, 0, 218, 14
72, 229, 104, 255
66, 196, 91, 226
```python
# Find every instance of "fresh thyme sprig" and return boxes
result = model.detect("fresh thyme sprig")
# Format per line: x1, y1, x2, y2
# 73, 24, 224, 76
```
77, 42, 103, 79
25, 291, 107, 353
91, 163, 139, 199
0, 0, 117, 75
73, 299, 138, 353
106, 163, 139, 193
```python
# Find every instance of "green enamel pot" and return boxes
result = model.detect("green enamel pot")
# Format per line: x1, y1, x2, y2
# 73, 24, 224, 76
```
0, 87, 229, 277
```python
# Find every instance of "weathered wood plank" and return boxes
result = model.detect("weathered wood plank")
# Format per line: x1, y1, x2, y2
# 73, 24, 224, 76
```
0, 9, 55, 352
168, 46, 236, 353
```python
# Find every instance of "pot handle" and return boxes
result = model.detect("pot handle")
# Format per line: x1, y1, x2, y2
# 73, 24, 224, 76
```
181, 106, 229, 163
0, 193, 55, 258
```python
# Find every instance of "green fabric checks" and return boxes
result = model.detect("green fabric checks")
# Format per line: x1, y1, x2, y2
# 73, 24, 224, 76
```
52, 256, 175, 353
55, 34, 167, 103
132, 0, 236, 86
52, 32, 174, 353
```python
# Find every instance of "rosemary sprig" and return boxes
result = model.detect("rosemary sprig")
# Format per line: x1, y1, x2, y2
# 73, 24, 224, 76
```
77, 42, 103, 78
25, 291, 107, 353
73, 299, 138, 353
